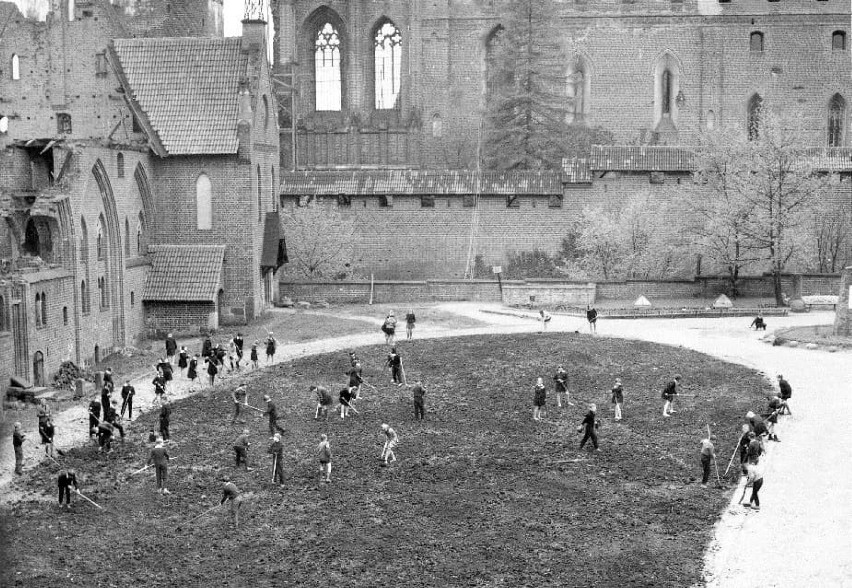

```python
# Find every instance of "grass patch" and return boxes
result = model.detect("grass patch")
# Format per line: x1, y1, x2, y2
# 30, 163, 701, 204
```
775, 325, 852, 348
2, 333, 770, 587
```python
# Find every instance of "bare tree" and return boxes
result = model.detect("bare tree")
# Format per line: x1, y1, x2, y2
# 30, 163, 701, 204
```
280, 201, 357, 280
810, 199, 852, 273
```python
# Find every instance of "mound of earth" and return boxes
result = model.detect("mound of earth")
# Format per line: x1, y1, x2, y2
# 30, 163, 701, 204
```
0, 333, 771, 587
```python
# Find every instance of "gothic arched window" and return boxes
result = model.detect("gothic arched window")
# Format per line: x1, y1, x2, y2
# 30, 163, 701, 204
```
11, 54, 20, 80
117, 152, 125, 178
96, 215, 105, 261
747, 94, 763, 140
567, 60, 588, 124
41, 291, 47, 326
374, 21, 402, 110
828, 94, 847, 147
124, 217, 131, 257
35, 293, 41, 327
315, 22, 342, 111
661, 70, 673, 115
196, 173, 212, 230
257, 165, 263, 221
79, 217, 89, 264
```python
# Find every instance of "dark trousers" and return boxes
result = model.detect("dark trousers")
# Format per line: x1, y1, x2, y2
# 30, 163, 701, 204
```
232, 403, 242, 423
112, 422, 125, 440
268, 418, 284, 436
14, 446, 23, 474
234, 446, 247, 468
580, 429, 598, 449
58, 485, 72, 505
414, 399, 425, 420
121, 397, 133, 419
155, 465, 168, 489
98, 432, 112, 451
89, 416, 98, 435
159, 422, 170, 441
701, 454, 712, 484
392, 366, 402, 384
750, 478, 763, 507
272, 456, 284, 484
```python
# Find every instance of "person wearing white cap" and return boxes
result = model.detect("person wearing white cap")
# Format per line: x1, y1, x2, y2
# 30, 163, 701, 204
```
533, 377, 547, 421
611, 379, 624, 421
318, 434, 332, 483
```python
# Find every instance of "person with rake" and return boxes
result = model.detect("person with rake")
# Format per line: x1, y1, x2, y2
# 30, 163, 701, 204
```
313, 385, 333, 420
661, 375, 681, 418
386, 348, 403, 386
268, 433, 285, 487
741, 461, 764, 511
339, 387, 356, 419
380, 424, 398, 466
220, 478, 243, 527
318, 434, 332, 483
700, 434, 717, 488
263, 395, 286, 436
57, 468, 80, 509
147, 439, 171, 495
233, 428, 251, 470
231, 385, 248, 425
611, 378, 624, 421
346, 361, 364, 400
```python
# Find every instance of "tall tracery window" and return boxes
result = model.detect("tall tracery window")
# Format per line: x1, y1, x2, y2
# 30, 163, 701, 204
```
137, 212, 145, 254
117, 152, 125, 178
315, 22, 342, 112
828, 94, 847, 147
374, 21, 402, 110
661, 70, 673, 115
196, 173, 212, 230
257, 165, 263, 221
96, 215, 105, 261
566, 61, 587, 124
11, 54, 20, 80
41, 291, 47, 326
124, 217, 131, 257
747, 94, 763, 140
35, 293, 42, 327
79, 217, 89, 264
81, 280, 90, 314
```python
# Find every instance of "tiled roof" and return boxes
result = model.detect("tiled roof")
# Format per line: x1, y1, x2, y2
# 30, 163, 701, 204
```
143, 245, 225, 302
110, 38, 248, 155
279, 170, 562, 195
588, 146, 695, 171
562, 158, 592, 184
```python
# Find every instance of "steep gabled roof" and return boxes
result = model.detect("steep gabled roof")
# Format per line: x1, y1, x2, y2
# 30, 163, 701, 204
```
110, 38, 248, 156
143, 245, 225, 302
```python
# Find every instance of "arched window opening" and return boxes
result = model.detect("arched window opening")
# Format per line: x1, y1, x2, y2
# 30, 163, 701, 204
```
33, 351, 44, 387
63, 306, 68, 325
271, 165, 277, 210
117, 152, 125, 178
80, 217, 89, 264
263, 96, 270, 131
130, 291, 135, 306
196, 173, 213, 230
750, 32, 764, 52
136, 211, 146, 254
11, 54, 20, 80
485, 26, 510, 101
661, 70, 673, 115
567, 60, 588, 124
747, 94, 763, 140
124, 217, 131, 257
96, 215, 105, 261
374, 21, 402, 110
431, 113, 443, 137
98, 276, 108, 310
828, 94, 847, 147
41, 291, 47, 326
35, 293, 41, 327
832, 31, 846, 51
0, 295, 6, 331
315, 22, 342, 111
24, 218, 41, 257
257, 165, 263, 221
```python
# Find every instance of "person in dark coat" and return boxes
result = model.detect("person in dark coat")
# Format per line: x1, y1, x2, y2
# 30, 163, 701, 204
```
100, 385, 112, 422
339, 387, 355, 419
578, 404, 600, 451
120, 380, 135, 419
313, 385, 333, 420
553, 366, 569, 408
263, 395, 285, 435
202, 336, 213, 359
586, 305, 598, 333
178, 346, 189, 376
57, 469, 79, 508
662, 375, 681, 418
386, 348, 403, 386
159, 401, 172, 442
152, 373, 167, 408
206, 357, 218, 387
88, 397, 101, 440
405, 310, 416, 340
250, 343, 259, 369
777, 375, 792, 414
187, 354, 199, 383
13, 422, 25, 474
103, 368, 114, 392
750, 314, 766, 330
412, 381, 426, 421
611, 378, 624, 421
147, 440, 170, 494
233, 429, 250, 470
268, 433, 285, 486
265, 333, 277, 364
39, 417, 56, 459
165, 333, 177, 364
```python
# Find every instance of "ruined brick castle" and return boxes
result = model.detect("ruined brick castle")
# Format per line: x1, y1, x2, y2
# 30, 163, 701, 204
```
0, 0, 850, 388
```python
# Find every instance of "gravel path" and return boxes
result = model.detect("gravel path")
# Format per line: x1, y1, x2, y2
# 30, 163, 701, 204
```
2, 303, 848, 587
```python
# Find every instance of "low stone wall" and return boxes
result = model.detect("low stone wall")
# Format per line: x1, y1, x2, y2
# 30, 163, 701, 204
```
279, 274, 842, 306
279, 280, 503, 304
144, 302, 218, 337
834, 267, 852, 336
502, 281, 596, 306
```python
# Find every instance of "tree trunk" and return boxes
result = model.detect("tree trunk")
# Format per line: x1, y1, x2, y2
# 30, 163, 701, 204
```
772, 271, 785, 306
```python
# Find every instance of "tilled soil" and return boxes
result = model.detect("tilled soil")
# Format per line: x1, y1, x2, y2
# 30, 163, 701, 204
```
0, 332, 770, 588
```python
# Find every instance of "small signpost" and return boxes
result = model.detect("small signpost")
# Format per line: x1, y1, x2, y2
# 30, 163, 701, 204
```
492, 266, 503, 295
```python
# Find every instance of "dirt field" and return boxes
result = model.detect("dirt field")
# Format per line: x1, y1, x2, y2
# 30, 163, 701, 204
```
0, 332, 770, 588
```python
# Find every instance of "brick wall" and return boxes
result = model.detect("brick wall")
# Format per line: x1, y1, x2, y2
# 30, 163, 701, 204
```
144, 302, 217, 336
279, 279, 503, 304
280, 0, 851, 170
502, 282, 596, 307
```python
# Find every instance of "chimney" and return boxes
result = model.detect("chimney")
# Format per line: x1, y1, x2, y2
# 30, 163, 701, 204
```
241, 0, 267, 54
